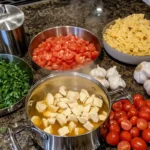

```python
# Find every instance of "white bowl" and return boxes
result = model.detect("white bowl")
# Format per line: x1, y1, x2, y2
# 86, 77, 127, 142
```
102, 21, 150, 65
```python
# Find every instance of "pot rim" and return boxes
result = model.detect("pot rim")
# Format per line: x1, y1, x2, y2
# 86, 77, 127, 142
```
25, 72, 111, 138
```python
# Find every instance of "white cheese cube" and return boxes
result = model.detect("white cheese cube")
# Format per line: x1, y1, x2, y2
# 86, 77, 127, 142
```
67, 114, 78, 122
42, 118, 48, 128
90, 107, 99, 114
102, 111, 107, 116
85, 94, 95, 105
67, 91, 80, 100
56, 114, 67, 126
47, 105, 59, 112
74, 127, 85, 135
54, 93, 63, 99
81, 89, 90, 98
62, 108, 71, 116
53, 98, 60, 106
99, 114, 107, 121
49, 113, 58, 118
83, 121, 94, 131
44, 126, 52, 134
43, 111, 51, 118
71, 107, 82, 116
68, 121, 76, 133
58, 126, 69, 136
57, 102, 68, 109
48, 118, 56, 125
81, 113, 89, 120
59, 86, 67, 96
83, 104, 91, 113
78, 105, 84, 113
59, 98, 69, 103
67, 100, 78, 109
35, 101, 47, 113
77, 116, 87, 124
31, 116, 41, 127
46, 93, 54, 106
79, 91, 87, 103
92, 97, 103, 108
89, 113, 99, 123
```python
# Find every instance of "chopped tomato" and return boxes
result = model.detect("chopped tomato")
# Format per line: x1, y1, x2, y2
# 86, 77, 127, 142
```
121, 119, 132, 131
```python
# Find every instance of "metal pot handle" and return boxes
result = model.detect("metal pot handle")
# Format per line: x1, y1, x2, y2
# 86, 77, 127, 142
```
7, 124, 47, 150
109, 87, 133, 104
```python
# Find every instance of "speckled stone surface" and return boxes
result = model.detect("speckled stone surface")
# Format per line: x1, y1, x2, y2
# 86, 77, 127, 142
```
0, 0, 150, 149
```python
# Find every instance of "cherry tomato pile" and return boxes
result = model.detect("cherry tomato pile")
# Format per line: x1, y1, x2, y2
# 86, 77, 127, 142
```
105, 94, 150, 150
32, 35, 99, 70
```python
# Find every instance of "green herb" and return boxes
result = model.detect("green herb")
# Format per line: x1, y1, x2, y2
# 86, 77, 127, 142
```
0, 60, 30, 109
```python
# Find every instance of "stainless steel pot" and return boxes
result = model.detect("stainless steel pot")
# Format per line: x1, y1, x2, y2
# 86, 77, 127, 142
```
7, 72, 132, 150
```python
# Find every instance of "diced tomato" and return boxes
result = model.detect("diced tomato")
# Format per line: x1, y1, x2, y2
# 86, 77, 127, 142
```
91, 51, 99, 60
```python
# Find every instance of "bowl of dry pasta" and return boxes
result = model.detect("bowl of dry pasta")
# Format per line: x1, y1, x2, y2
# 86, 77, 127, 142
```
102, 14, 150, 65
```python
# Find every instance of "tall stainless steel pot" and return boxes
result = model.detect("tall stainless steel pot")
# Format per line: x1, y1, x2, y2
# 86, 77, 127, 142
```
7, 72, 132, 150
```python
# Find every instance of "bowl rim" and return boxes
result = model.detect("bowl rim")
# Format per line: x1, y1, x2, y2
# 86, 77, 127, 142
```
28, 25, 101, 72
0, 53, 33, 116
102, 20, 150, 57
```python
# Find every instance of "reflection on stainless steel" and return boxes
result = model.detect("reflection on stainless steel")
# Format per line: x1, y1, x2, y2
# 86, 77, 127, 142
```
0, 5, 27, 56
29, 26, 101, 76
0, 54, 33, 116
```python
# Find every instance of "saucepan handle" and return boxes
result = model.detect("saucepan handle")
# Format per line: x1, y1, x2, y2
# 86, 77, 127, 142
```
109, 86, 133, 104
7, 124, 47, 150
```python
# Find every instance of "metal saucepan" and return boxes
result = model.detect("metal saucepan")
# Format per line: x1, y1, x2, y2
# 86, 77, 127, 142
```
7, 72, 132, 150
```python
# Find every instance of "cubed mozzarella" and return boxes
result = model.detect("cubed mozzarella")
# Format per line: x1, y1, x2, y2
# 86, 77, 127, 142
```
90, 107, 99, 114
78, 105, 84, 113
83, 121, 94, 131
49, 113, 58, 118
67, 100, 78, 109
81, 89, 90, 98
35, 101, 47, 113
31, 116, 41, 127
54, 93, 63, 99
56, 114, 67, 126
59, 98, 69, 103
74, 128, 85, 135
58, 126, 69, 136
44, 126, 52, 134
85, 94, 95, 105
62, 108, 71, 116
68, 121, 76, 133
79, 91, 87, 103
53, 98, 60, 106
46, 93, 54, 106
77, 116, 87, 124
81, 113, 89, 120
99, 114, 107, 121
67, 114, 78, 122
42, 118, 48, 128
48, 118, 56, 124
47, 105, 59, 112
71, 107, 82, 116
89, 113, 99, 123
83, 104, 91, 113
59, 86, 67, 96
43, 111, 51, 118
92, 97, 103, 108
67, 91, 80, 100
57, 102, 68, 109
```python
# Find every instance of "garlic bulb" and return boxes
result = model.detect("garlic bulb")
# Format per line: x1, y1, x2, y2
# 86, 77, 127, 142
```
94, 77, 109, 89
108, 75, 126, 90
134, 61, 150, 84
106, 66, 119, 79
144, 80, 150, 96
90, 65, 107, 77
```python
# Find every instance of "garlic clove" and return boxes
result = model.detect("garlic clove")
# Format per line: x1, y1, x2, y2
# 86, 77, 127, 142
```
106, 66, 119, 79
144, 80, 150, 96
94, 76, 109, 89
90, 65, 107, 77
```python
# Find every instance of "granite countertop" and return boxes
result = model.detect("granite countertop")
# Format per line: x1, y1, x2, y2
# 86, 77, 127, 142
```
0, 0, 150, 149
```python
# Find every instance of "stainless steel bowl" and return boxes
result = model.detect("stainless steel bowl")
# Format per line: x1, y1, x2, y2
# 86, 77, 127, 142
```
0, 54, 33, 116
29, 26, 101, 76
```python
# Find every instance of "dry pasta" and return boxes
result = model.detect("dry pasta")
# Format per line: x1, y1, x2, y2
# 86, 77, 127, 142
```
104, 14, 150, 56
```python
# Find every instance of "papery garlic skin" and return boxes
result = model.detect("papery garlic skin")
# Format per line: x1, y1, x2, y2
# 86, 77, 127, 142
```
90, 65, 107, 77
108, 75, 126, 90
94, 77, 109, 89
144, 80, 150, 96
134, 61, 150, 84
106, 66, 119, 79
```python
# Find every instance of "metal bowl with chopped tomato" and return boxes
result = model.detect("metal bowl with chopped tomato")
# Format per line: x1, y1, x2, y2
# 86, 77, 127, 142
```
28, 26, 101, 76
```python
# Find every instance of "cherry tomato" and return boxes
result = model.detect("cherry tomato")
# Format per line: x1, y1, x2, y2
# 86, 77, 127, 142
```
122, 102, 133, 112
109, 119, 118, 125
139, 106, 150, 113
130, 127, 140, 138
121, 119, 132, 131
138, 110, 150, 121
100, 127, 107, 138
145, 100, 150, 107
117, 141, 131, 150
135, 100, 147, 108
133, 94, 144, 103
142, 128, 150, 143
109, 110, 115, 120
148, 122, 150, 128
112, 101, 122, 112
127, 107, 138, 119
115, 110, 126, 120
120, 131, 132, 142
121, 99, 131, 104
131, 137, 147, 150
130, 116, 138, 126
106, 131, 119, 146
137, 118, 148, 130
118, 115, 128, 125
109, 124, 120, 133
